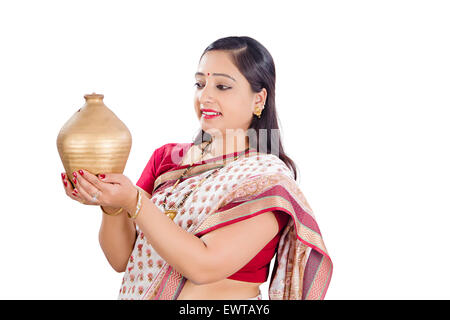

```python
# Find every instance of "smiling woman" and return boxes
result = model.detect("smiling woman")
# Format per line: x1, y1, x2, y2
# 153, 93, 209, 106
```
62, 36, 332, 300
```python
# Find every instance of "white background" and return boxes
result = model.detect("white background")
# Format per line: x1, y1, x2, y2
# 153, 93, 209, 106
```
0, 0, 449, 299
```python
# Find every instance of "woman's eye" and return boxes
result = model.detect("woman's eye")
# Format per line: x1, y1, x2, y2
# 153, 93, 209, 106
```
194, 83, 230, 90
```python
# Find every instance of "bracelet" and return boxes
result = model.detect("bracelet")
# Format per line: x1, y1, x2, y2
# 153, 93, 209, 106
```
100, 206, 123, 216
127, 189, 143, 219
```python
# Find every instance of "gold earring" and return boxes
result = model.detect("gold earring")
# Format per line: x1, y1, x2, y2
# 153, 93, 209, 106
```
254, 104, 264, 118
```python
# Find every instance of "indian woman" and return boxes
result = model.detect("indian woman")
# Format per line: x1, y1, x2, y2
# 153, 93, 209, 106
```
60, 36, 332, 300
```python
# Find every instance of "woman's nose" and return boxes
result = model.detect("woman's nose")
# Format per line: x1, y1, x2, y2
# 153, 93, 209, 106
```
198, 83, 215, 103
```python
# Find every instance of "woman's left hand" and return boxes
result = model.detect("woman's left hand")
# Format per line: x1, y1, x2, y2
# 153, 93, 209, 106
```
71, 169, 138, 212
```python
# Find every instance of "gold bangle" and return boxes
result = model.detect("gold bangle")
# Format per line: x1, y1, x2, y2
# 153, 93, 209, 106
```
101, 206, 123, 216
127, 189, 143, 220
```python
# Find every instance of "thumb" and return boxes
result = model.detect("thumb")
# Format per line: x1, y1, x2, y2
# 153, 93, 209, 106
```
97, 173, 123, 184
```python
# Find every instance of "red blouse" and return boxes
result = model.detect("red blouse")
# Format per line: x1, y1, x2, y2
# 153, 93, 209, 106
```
136, 143, 290, 283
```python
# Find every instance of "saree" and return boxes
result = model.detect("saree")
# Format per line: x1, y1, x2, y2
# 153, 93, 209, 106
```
118, 147, 333, 300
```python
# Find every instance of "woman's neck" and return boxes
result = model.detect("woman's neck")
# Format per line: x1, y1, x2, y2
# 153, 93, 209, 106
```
203, 135, 250, 160
180, 135, 250, 166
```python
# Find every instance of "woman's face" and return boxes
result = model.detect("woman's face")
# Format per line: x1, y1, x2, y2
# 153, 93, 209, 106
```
193, 50, 266, 139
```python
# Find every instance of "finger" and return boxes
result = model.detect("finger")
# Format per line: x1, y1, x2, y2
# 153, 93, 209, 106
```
97, 173, 124, 184
73, 182, 97, 205
77, 169, 107, 190
70, 172, 89, 203
72, 171, 101, 205
73, 170, 99, 196
61, 172, 79, 200
72, 189, 85, 204
61, 172, 68, 189
73, 170, 103, 204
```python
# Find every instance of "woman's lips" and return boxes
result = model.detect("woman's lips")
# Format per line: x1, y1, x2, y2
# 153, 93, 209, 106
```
201, 112, 222, 119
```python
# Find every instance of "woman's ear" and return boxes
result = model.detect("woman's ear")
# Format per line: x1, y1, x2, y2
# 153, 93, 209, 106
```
254, 87, 267, 106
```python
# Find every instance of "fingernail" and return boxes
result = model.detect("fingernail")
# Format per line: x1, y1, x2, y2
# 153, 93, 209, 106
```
99, 174, 105, 179
63, 181, 67, 187
73, 171, 77, 177
61, 173, 66, 180
78, 169, 84, 176
73, 177, 77, 184
73, 189, 78, 194
72, 192, 77, 197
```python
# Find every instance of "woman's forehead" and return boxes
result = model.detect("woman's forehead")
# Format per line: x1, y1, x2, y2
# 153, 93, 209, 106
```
197, 51, 240, 78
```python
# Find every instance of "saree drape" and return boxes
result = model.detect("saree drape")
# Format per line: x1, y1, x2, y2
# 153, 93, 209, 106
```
118, 148, 333, 300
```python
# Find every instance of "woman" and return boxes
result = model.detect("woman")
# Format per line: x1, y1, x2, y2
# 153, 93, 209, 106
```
60, 36, 332, 300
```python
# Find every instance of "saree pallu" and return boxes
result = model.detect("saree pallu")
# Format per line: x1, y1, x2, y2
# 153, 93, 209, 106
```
118, 149, 333, 300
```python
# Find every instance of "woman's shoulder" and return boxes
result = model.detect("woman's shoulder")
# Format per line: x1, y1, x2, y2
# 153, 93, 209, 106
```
154, 142, 194, 162
244, 151, 295, 180
155, 142, 192, 153
137, 142, 193, 195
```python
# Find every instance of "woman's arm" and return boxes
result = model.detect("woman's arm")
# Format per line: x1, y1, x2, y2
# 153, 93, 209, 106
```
97, 145, 163, 273
98, 206, 137, 273
198, 210, 279, 284
127, 194, 279, 285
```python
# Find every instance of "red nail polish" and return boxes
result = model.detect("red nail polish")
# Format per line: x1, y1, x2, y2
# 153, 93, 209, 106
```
73, 171, 77, 177
72, 192, 77, 197
63, 181, 67, 187
99, 174, 105, 179
74, 189, 78, 193
73, 177, 77, 184
61, 173, 66, 180
78, 170, 84, 176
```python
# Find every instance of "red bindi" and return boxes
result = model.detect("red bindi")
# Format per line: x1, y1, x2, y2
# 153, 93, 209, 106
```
207, 72, 210, 76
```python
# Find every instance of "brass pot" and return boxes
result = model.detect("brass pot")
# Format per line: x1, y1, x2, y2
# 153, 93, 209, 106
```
56, 93, 132, 187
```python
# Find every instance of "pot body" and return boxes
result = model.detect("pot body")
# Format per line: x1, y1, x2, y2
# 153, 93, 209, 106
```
56, 93, 132, 186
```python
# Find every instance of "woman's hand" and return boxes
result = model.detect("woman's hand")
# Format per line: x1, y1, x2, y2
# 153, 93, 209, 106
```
60, 170, 138, 212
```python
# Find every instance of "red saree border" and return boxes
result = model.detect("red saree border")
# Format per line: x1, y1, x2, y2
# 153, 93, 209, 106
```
153, 266, 186, 300
195, 185, 328, 256
303, 250, 332, 299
